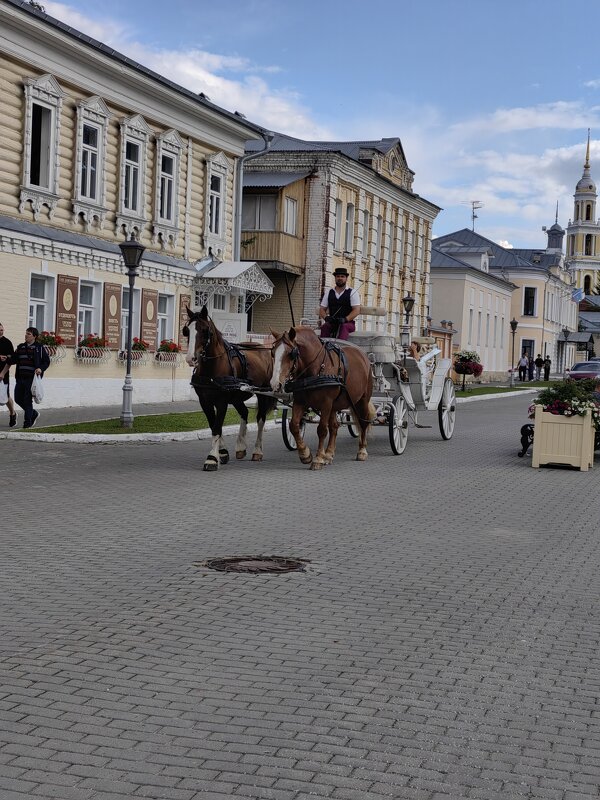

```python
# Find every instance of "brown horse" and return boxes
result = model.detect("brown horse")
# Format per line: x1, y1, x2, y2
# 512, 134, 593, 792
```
270, 326, 375, 469
184, 307, 277, 471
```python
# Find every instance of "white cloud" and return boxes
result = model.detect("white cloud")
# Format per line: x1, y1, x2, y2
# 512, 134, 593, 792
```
497, 240, 513, 249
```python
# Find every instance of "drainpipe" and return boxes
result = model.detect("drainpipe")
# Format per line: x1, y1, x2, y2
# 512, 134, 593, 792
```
233, 130, 274, 261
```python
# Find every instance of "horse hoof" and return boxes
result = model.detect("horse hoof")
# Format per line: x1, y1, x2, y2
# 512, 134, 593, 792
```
300, 454, 313, 464
219, 449, 229, 465
251, 453, 263, 462
203, 462, 219, 471
236, 450, 247, 460
356, 452, 368, 462
310, 461, 324, 471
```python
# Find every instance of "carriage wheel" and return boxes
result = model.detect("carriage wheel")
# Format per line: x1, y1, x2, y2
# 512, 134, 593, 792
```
438, 378, 456, 440
281, 408, 305, 451
388, 395, 409, 455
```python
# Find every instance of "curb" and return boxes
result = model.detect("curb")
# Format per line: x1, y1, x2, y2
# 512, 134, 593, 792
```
0, 420, 279, 444
1, 391, 537, 443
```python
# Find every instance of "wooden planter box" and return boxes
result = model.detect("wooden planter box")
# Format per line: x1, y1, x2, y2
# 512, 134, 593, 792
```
532, 405, 595, 471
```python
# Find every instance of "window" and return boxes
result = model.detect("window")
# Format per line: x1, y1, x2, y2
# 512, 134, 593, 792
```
477, 311, 482, 345
396, 219, 404, 267
387, 220, 394, 263
152, 130, 183, 247
344, 204, 355, 252
21, 75, 64, 219
585, 234, 594, 256
284, 197, 297, 236
486, 313, 490, 346
586, 203, 592, 221
212, 294, 226, 311
493, 316, 498, 347
156, 293, 174, 345
117, 114, 150, 237
72, 96, 110, 230
468, 308, 473, 344
575, 204, 580, 221
375, 215, 383, 261
28, 274, 55, 331
159, 155, 174, 221
77, 282, 98, 340
523, 287, 536, 316
334, 199, 343, 250
204, 151, 229, 255
500, 317, 504, 349
362, 210, 370, 258
242, 195, 276, 230
120, 287, 140, 350
584, 275, 592, 294
80, 125, 99, 200
124, 141, 141, 213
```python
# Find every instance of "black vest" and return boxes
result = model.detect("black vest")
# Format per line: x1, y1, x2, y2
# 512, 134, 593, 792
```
328, 288, 353, 319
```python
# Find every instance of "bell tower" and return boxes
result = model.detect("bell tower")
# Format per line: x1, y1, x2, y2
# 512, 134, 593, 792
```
566, 130, 600, 293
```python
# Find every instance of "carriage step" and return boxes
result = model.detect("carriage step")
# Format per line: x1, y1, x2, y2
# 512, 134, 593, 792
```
414, 424, 432, 428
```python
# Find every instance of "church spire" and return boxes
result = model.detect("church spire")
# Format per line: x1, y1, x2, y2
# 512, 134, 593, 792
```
555, 200, 559, 224
585, 128, 591, 169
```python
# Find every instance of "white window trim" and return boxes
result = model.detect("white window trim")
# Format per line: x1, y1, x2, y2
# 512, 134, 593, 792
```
20, 74, 65, 220
204, 151, 230, 258
72, 96, 110, 231
28, 272, 56, 332
156, 293, 175, 347
116, 114, 151, 238
344, 203, 355, 254
333, 199, 343, 251
284, 196, 297, 236
361, 209, 370, 259
153, 129, 184, 248
77, 281, 102, 341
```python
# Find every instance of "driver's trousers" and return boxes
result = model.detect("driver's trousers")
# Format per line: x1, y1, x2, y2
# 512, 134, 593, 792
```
319, 320, 356, 340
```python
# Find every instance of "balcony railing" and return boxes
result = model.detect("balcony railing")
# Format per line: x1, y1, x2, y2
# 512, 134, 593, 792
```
240, 230, 304, 269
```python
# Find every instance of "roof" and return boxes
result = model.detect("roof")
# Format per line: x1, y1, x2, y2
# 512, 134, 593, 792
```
243, 171, 311, 188
192, 260, 274, 296
246, 132, 403, 159
558, 331, 595, 343
579, 312, 600, 331
435, 229, 554, 270
2, 0, 264, 138
430, 246, 516, 289
0, 213, 194, 271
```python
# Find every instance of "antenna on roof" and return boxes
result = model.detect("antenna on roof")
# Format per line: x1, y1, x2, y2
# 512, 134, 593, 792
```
461, 200, 484, 231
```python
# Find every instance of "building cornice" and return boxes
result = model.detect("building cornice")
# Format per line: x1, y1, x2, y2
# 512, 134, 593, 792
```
0, 228, 195, 286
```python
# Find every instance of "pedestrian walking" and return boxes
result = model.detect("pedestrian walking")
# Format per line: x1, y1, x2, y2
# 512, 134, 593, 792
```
9, 327, 50, 428
543, 356, 551, 381
517, 352, 528, 382
534, 354, 544, 381
527, 353, 535, 381
0, 322, 18, 427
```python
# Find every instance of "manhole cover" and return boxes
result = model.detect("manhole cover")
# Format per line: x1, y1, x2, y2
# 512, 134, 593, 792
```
204, 556, 307, 574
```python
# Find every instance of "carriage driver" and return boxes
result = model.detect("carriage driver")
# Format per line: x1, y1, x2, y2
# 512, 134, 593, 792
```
318, 267, 361, 340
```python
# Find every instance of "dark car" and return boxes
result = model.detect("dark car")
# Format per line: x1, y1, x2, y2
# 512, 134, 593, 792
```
565, 361, 600, 380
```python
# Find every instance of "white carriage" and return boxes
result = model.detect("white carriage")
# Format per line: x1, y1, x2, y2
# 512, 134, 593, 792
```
279, 308, 456, 455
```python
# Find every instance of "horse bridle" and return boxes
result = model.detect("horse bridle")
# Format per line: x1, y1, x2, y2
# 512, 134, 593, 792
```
274, 334, 325, 385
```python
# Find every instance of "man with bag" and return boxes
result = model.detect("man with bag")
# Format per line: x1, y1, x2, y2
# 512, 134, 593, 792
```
0, 322, 18, 427
7, 327, 49, 428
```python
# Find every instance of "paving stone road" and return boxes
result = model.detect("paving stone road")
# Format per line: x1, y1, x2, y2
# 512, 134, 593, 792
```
1, 394, 600, 800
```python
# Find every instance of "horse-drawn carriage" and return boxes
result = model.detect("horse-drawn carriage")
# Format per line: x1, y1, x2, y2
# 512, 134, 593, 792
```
184, 306, 456, 470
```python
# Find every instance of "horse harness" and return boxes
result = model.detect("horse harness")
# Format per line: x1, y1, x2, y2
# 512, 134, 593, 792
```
283, 339, 348, 395
192, 333, 267, 392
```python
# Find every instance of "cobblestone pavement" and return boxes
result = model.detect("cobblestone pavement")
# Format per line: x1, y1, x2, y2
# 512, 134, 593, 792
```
1, 395, 600, 800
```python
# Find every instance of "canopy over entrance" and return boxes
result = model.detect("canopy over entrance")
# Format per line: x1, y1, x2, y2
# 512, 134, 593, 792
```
192, 258, 274, 311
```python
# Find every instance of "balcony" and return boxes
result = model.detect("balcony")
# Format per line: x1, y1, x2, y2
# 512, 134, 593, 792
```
240, 230, 304, 271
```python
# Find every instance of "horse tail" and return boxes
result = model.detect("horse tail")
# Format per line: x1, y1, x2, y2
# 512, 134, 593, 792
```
367, 401, 376, 426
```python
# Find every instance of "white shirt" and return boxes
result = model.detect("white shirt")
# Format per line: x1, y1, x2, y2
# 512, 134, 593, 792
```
320, 286, 361, 308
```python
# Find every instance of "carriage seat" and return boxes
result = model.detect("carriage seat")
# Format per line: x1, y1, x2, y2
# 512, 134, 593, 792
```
347, 331, 396, 362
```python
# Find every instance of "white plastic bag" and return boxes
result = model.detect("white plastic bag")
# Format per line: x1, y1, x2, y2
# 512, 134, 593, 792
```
32, 374, 44, 404
0, 382, 7, 405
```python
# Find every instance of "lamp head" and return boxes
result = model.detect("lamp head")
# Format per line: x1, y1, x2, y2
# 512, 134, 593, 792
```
402, 295, 415, 317
510, 318, 518, 333
562, 327, 570, 342
119, 234, 146, 270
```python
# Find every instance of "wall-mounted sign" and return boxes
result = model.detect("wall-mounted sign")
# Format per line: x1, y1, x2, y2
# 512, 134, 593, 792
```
56, 274, 79, 346
103, 283, 122, 349
178, 294, 191, 350
141, 289, 158, 351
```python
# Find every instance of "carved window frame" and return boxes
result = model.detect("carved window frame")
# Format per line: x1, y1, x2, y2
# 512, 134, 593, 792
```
72, 96, 110, 231
152, 129, 183, 248
204, 151, 230, 257
116, 114, 151, 238
20, 74, 65, 220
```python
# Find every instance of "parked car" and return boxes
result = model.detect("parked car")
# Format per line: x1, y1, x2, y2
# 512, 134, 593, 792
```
565, 361, 600, 380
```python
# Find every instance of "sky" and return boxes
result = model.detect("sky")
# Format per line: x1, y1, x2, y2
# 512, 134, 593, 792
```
40, 0, 600, 248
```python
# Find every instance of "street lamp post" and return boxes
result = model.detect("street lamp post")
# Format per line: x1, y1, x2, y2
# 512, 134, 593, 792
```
562, 326, 570, 374
401, 294, 415, 349
510, 318, 518, 387
119, 234, 146, 428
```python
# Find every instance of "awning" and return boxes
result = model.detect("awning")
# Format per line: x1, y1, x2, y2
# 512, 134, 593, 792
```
243, 171, 311, 188
192, 260, 273, 298
557, 331, 594, 343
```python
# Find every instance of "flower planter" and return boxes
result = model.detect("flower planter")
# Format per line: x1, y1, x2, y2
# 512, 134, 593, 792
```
154, 351, 182, 366
75, 347, 111, 364
531, 405, 595, 471
118, 350, 148, 366
43, 344, 66, 363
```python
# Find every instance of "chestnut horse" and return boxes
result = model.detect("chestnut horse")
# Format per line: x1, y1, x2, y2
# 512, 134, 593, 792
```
270, 326, 375, 469
185, 307, 276, 471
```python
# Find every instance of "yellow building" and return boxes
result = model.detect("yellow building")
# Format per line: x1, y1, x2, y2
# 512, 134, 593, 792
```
241, 133, 441, 339
0, 0, 273, 408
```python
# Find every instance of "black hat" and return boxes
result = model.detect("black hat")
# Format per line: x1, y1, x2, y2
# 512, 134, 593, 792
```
333, 267, 349, 276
